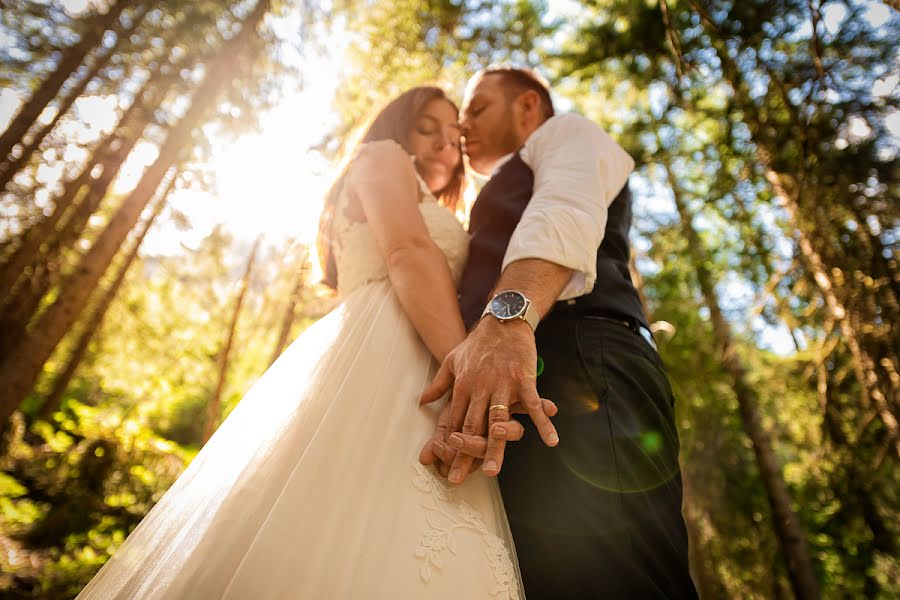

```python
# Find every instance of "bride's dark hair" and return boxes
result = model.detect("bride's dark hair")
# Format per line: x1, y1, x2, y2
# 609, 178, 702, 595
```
317, 86, 465, 290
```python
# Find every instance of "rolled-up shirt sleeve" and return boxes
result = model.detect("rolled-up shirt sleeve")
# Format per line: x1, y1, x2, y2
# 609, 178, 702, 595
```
501, 113, 635, 300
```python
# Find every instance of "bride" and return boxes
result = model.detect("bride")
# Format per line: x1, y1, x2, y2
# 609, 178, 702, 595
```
76, 86, 540, 599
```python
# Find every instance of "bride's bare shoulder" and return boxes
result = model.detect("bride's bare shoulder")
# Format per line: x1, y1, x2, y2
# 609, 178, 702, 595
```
348, 139, 416, 186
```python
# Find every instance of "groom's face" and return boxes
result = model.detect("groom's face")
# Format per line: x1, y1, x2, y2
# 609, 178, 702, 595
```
459, 74, 522, 175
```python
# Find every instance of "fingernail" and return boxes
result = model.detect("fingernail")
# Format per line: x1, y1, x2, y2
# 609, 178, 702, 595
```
548, 433, 559, 445
448, 434, 463, 448
484, 460, 498, 472
492, 426, 506, 436
449, 469, 461, 482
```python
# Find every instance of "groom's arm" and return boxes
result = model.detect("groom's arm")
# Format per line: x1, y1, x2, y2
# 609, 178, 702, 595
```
503, 113, 634, 300
418, 259, 566, 481
421, 115, 635, 483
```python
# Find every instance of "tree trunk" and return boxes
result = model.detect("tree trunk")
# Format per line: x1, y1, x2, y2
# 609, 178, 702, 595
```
0, 13, 208, 294
0, 0, 136, 165
36, 173, 174, 423
664, 159, 822, 600
203, 236, 262, 444
0, 261, 55, 359
0, 61, 171, 298
770, 166, 900, 455
819, 355, 896, 557
681, 475, 727, 600
0, 5, 151, 192
0, 0, 272, 431
0, 70, 177, 355
268, 252, 308, 367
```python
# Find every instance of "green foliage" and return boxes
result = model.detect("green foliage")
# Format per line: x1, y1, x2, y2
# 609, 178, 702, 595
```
0, 404, 186, 597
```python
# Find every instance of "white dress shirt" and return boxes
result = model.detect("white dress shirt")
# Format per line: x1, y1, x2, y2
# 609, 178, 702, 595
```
499, 113, 635, 300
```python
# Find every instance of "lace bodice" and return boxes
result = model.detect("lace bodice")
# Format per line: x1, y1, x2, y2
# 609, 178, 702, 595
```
332, 140, 469, 297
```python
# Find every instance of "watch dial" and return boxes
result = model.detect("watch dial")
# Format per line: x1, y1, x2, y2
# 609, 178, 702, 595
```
491, 291, 526, 319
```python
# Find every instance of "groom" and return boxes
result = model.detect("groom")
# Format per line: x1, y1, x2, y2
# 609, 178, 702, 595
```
420, 67, 698, 599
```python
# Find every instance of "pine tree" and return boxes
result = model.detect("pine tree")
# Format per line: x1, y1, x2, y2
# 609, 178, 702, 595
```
0, 0, 138, 165
0, 0, 274, 431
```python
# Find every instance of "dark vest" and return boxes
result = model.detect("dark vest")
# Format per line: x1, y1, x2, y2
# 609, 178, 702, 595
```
458, 152, 648, 330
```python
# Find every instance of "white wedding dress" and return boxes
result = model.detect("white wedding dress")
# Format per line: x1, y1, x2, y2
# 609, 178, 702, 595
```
76, 140, 524, 600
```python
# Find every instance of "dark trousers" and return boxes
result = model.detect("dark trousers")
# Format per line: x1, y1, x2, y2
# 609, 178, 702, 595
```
498, 311, 698, 599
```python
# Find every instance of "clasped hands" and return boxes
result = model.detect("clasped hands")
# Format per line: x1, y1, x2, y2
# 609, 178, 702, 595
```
418, 316, 559, 485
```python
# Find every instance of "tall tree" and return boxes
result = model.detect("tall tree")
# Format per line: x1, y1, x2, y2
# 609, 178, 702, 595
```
0, 4, 152, 192
0, 4, 213, 297
0, 0, 138, 165
684, 0, 899, 454
268, 247, 309, 368
35, 172, 176, 423
0, 0, 274, 431
664, 156, 820, 599
203, 236, 262, 444
0, 34, 208, 356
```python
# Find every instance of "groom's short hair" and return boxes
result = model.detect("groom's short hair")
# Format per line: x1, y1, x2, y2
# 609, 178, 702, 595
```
482, 66, 554, 121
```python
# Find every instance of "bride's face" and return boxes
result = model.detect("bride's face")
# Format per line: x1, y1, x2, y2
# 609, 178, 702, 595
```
408, 99, 462, 193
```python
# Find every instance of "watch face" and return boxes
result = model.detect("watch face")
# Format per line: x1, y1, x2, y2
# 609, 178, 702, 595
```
491, 291, 526, 319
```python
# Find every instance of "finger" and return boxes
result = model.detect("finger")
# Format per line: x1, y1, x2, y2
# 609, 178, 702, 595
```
449, 451, 476, 485
447, 381, 470, 438
490, 419, 525, 442
446, 421, 525, 462
419, 401, 455, 465
419, 359, 455, 405
419, 440, 439, 465
510, 398, 557, 417
543, 398, 558, 417
433, 400, 455, 443
447, 432, 488, 459
520, 381, 559, 447
482, 391, 512, 476
431, 439, 457, 465
420, 438, 456, 466
459, 388, 490, 440
450, 387, 492, 484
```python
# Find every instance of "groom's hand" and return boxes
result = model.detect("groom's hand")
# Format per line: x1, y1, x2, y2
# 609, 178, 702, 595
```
420, 316, 559, 485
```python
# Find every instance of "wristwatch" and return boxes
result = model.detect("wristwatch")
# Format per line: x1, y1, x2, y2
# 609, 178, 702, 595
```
480, 290, 540, 332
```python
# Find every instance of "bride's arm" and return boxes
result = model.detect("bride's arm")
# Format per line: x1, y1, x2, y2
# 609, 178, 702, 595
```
347, 143, 466, 363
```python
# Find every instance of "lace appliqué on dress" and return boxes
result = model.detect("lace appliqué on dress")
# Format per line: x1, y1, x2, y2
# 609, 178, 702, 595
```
412, 463, 519, 600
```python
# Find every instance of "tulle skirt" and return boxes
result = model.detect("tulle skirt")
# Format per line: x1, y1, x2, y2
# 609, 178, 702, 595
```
76, 280, 524, 599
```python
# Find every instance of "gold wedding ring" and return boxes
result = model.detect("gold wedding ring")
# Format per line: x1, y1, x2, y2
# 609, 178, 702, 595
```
489, 404, 510, 412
